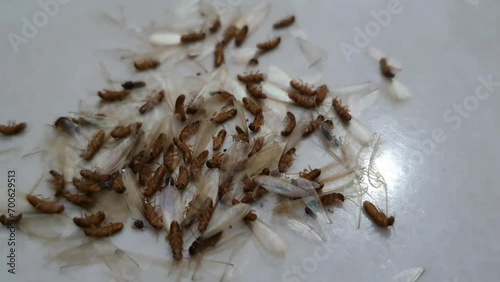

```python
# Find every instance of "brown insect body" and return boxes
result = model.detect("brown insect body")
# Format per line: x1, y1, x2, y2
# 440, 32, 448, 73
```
288, 91, 315, 109
139, 91, 165, 114
81, 130, 106, 161
62, 191, 96, 207
363, 201, 395, 227
256, 37, 281, 51
212, 129, 227, 151
129, 150, 147, 174
273, 15, 296, 29
332, 98, 352, 122
73, 177, 101, 194
290, 80, 315, 96
380, 58, 395, 79
235, 25, 249, 46
233, 125, 249, 143
168, 221, 183, 260
111, 122, 142, 139
248, 112, 264, 132
134, 59, 160, 71
73, 211, 106, 228
248, 58, 259, 66
111, 171, 126, 193
278, 148, 296, 173
222, 25, 237, 46
209, 19, 221, 33
144, 165, 167, 197
98, 89, 130, 101
210, 109, 237, 124
80, 170, 111, 183
320, 193, 345, 206
164, 143, 176, 172
281, 111, 296, 136
144, 200, 164, 230
315, 84, 329, 105
181, 31, 206, 43
139, 162, 154, 186
84, 222, 124, 237
0, 214, 23, 226
179, 120, 202, 143
191, 150, 209, 178
242, 97, 262, 115
214, 42, 225, 68
248, 137, 264, 157
26, 195, 64, 213
175, 95, 187, 122
206, 153, 224, 169
49, 170, 65, 196
176, 166, 189, 190
173, 137, 192, 163
303, 115, 325, 137
0, 122, 27, 135
198, 199, 215, 233
189, 232, 223, 256
246, 84, 267, 99
300, 169, 321, 181
237, 72, 265, 84
150, 133, 167, 161
242, 175, 257, 192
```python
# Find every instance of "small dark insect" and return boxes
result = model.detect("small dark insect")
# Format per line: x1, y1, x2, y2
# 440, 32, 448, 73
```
80, 170, 111, 183
299, 169, 321, 181
206, 153, 224, 169
179, 120, 202, 143
242, 175, 257, 193
233, 125, 249, 143
209, 19, 221, 33
246, 84, 267, 99
256, 37, 281, 51
73, 211, 106, 228
288, 91, 316, 109
222, 25, 237, 46
98, 89, 130, 101
139, 90, 165, 115
62, 191, 96, 207
210, 108, 237, 124
173, 137, 192, 163
110, 122, 142, 139
139, 162, 154, 186
0, 122, 27, 136
248, 58, 259, 66
198, 199, 215, 233
133, 219, 144, 230
363, 200, 395, 228
73, 177, 101, 194
212, 129, 227, 151
379, 58, 395, 79
235, 26, 249, 47
191, 150, 209, 177
278, 147, 296, 173
332, 98, 352, 122
248, 112, 264, 132
144, 165, 167, 197
303, 115, 325, 137
49, 170, 65, 196
26, 195, 64, 213
320, 193, 345, 206
273, 15, 296, 29
189, 232, 223, 256
111, 171, 126, 193
214, 42, 225, 68
144, 199, 164, 230
315, 84, 329, 105
0, 214, 23, 226
133, 59, 160, 71
175, 95, 187, 122
248, 137, 264, 157
181, 31, 206, 43
242, 97, 262, 116
84, 222, 124, 238
164, 143, 176, 172
241, 186, 268, 203
176, 166, 189, 190
122, 80, 146, 90
232, 199, 257, 221
168, 221, 183, 260
290, 80, 316, 96
281, 111, 296, 137
237, 72, 265, 84
150, 133, 167, 161
81, 130, 106, 161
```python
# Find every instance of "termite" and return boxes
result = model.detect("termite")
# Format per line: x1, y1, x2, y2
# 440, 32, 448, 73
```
144, 165, 167, 197
237, 72, 265, 84
132, 219, 145, 230
288, 91, 316, 109
73, 211, 106, 228
278, 148, 296, 173
281, 111, 296, 137
232, 126, 249, 143
379, 58, 396, 79
26, 195, 64, 213
214, 42, 225, 68
62, 191, 96, 207
163, 143, 176, 172
206, 153, 224, 169
139, 90, 165, 114
144, 199, 164, 230
299, 168, 321, 181
175, 95, 187, 122
84, 222, 124, 237
235, 25, 249, 46
246, 84, 267, 99
332, 97, 352, 122
222, 25, 237, 46
212, 129, 227, 151
315, 84, 329, 105
129, 150, 147, 174
248, 112, 264, 132
210, 108, 237, 124
242, 97, 262, 115
111, 171, 126, 193
232, 199, 257, 221
189, 232, 223, 256
273, 15, 295, 29
191, 150, 209, 178
81, 130, 106, 161
168, 221, 183, 260
363, 200, 395, 228
121, 80, 146, 90
242, 175, 257, 192
0, 122, 27, 136
98, 89, 130, 101
321, 119, 336, 142
320, 193, 345, 206
150, 133, 167, 161
134, 59, 160, 71
173, 137, 192, 163
0, 214, 23, 226
198, 199, 215, 233
80, 170, 111, 183
241, 186, 267, 203
49, 170, 65, 196
181, 31, 206, 43
139, 162, 154, 186
110, 122, 142, 139
256, 37, 281, 51
176, 166, 189, 190
179, 120, 202, 143
213, 91, 234, 105
209, 19, 221, 33
302, 115, 325, 137
290, 80, 315, 96
73, 177, 101, 194
248, 137, 264, 157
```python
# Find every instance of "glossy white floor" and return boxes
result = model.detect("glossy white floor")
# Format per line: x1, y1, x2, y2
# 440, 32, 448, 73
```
0, 0, 499, 281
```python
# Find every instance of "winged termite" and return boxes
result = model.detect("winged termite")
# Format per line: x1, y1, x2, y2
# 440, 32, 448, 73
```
139, 162, 154, 186
206, 153, 224, 169
139, 90, 165, 114
98, 89, 130, 101
133, 58, 161, 71
189, 231, 223, 256
234, 25, 248, 46
175, 94, 187, 122
84, 222, 124, 237
248, 137, 264, 158
81, 130, 106, 161
302, 114, 325, 137
315, 84, 329, 105
210, 108, 237, 123
248, 112, 264, 132
0, 213, 23, 226
80, 170, 111, 183
182, 195, 211, 228
278, 148, 296, 173
181, 31, 207, 43
144, 199, 164, 230
149, 133, 167, 161
62, 190, 96, 207
176, 166, 190, 190
144, 165, 167, 197
111, 122, 142, 139
191, 150, 209, 178
49, 170, 66, 196
256, 37, 281, 52
320, 193, 345, 205
332, 97, 352, 122
363, 200, 394, 228
273, 15, 295, 29
237, 72, 265, 84
110, 171, 126, 193
26, 195, 64, 213
0, 122, 27, 135
70, 112, 119, 128
72, 177, 101, 193
163, 143, 177, 172
121, 80, 146, 90
73, 211, 106, 228
222, 25, 237, 46
246, 83, 267, 99
198, 199, 215, 233
173, 137, 192, 163
288, 91, 316, 109
179, 120, 202, 143
214, 42, 225, 68
212, 129, 227, 151
233, 126, 249, 143
290, 80, 315, 96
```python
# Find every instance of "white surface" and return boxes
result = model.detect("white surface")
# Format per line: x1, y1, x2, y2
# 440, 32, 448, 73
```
1, 0, 500, 281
